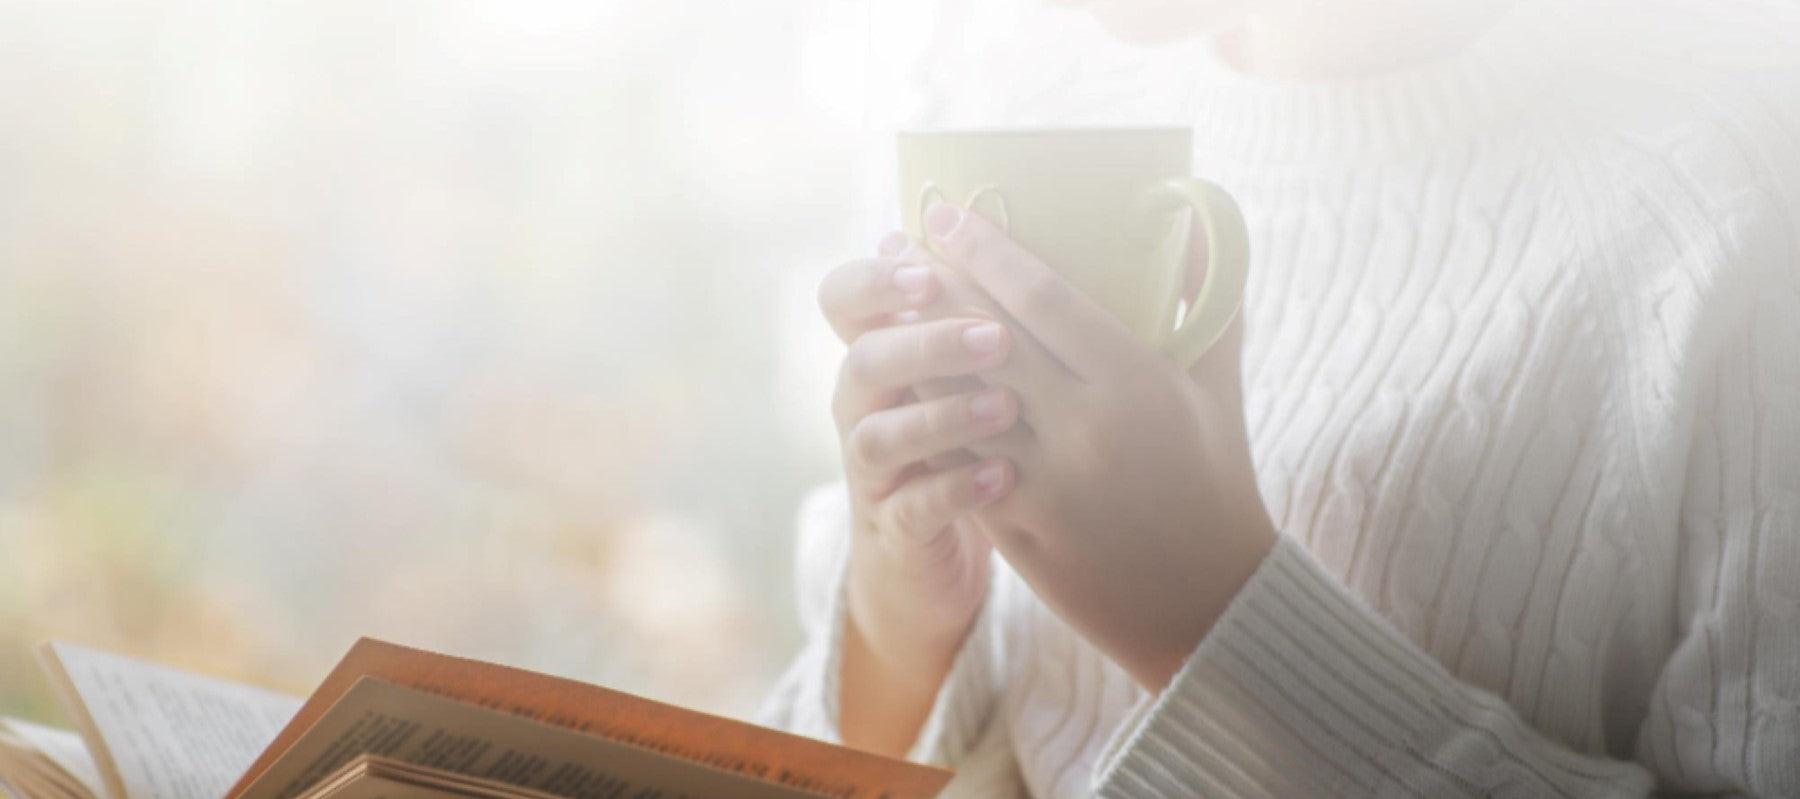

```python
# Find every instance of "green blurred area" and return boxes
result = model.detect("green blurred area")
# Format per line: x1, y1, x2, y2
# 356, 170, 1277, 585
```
0, 0, 887, 722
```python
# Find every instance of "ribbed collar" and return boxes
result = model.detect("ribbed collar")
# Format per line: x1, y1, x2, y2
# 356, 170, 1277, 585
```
1172, 1, 1586, 166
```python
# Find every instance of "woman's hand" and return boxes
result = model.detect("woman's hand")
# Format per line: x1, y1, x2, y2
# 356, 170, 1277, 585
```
816, 241, 1029, 755
912, 203, 1280, 691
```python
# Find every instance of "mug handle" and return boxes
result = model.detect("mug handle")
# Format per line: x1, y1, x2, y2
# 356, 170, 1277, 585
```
1150, 177, 1249, 368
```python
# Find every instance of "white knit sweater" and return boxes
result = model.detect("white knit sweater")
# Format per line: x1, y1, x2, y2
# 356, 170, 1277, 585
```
761, 2, 1800, 796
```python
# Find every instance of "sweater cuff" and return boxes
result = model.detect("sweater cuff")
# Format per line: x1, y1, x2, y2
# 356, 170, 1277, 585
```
1095, 534, 1412, 796
1094, 535, 1649, 797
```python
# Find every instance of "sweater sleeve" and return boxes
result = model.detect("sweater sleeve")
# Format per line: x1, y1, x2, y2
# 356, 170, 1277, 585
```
1092, 533, 1659, 798
755, 481, 1007, 768
1090, 199, 1800, 799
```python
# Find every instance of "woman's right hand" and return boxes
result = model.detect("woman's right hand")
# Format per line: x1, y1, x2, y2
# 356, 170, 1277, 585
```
818, 233, 1021, 755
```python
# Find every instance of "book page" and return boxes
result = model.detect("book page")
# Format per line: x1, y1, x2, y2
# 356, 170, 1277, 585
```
0, 738, 90, 799
225, 639, 949, 799
299, 772, 453, 799
299, 756, 561, 799
300, 766, 478, 799
0, 747, 70, 799
0, 717, 104, 799
301, 756, 572, 799
237, 678, 830, 799
38, 642, 304, 799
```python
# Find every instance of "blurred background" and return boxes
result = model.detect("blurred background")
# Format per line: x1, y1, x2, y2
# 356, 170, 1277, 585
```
0, 0, 991, 721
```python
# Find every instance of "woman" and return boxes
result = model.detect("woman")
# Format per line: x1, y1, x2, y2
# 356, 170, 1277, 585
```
762, 0, 1800, 795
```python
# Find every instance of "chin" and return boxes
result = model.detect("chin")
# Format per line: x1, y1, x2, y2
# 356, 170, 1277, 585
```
1059, 0, 1238, 44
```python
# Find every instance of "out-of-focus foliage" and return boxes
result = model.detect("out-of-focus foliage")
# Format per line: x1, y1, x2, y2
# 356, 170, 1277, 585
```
0, 0, 912, 721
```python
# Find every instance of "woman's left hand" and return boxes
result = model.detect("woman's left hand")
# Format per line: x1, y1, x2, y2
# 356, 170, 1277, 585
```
910, 203, 1279, 691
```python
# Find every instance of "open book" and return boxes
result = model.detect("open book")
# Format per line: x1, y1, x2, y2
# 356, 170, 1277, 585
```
0, 640, 950, 799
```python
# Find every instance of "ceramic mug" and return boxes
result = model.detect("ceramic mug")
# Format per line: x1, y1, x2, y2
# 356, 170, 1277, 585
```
897, 127, 1248, 367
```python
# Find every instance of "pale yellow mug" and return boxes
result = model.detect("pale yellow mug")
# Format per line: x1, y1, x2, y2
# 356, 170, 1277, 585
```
897, 127, 1248, 367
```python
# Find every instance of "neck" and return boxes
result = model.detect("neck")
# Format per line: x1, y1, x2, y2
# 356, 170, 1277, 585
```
1215, 0, 1518, 80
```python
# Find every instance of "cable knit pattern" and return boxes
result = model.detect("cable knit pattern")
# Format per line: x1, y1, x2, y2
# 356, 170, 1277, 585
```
760, 1, 1800, 796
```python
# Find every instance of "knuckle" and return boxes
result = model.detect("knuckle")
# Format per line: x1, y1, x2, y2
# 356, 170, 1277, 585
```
909, 375, 959, 403
820, 258, 894, 319
927, 475, 966, 520
961, 231, 1001, 270
842, 336, 881, 385
829, 374, 857, 429
859, 259, 894, 301
1018, 273, 1064, 315
918, 396, 960, 442
845, 418, 889, 471
818, 259, 862, 313
954, 466, 990, 508
885, 493, 930, 537
927, 320, 967, 364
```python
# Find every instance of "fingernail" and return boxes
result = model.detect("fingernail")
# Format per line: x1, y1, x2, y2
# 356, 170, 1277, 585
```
973, 462, 1007, 495
925, 203, 962, 238
969, 390, 1008, 423
877, 231, 910, 257
892, 266, 932, 298
962, 322, 1002, 356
